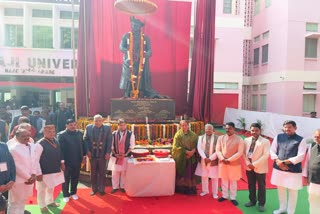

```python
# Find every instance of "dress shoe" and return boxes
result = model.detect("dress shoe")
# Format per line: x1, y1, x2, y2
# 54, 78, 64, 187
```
231, 200, 239, 206
111, 189, 118, 193
212, 194, 218, 199
258, 205, 265, 212
99, 191, 106, 196
120, 188, 126, 193
48, 202, 60, 207
24, 211, 31, 214
245, 201, 256, 207
200, 192, 208, 196
71, 194, 79, 200
63, 197, 70, 202
273, 209, 286, 214
90, 191, 97, 196
218, 197, 227, 202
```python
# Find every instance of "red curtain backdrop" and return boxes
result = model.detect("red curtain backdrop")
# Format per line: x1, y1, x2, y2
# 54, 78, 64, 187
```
212, 94, 239, 124
187, 0, 216, 123
76, 0, 191, 117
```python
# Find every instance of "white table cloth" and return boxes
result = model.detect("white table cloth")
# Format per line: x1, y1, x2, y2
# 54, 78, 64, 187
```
125, 156, 176, 197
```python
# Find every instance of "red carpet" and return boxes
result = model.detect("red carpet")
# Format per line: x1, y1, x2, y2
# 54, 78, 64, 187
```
62, 187, 243, 214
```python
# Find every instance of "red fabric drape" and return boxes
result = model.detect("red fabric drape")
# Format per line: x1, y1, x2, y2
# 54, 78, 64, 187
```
187, 0, 216, 123
76, 0, 191, 117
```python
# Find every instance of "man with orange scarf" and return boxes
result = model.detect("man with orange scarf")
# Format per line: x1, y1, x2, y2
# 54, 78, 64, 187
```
108, 119, 135, 193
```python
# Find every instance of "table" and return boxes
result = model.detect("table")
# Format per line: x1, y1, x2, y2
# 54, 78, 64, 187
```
125, 156, 176, 197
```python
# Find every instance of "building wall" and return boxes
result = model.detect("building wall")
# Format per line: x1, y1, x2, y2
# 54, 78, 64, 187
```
246, 0, 320, 117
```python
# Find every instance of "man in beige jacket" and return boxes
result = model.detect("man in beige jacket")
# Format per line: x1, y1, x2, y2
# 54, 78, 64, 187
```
243, 123, 270, 212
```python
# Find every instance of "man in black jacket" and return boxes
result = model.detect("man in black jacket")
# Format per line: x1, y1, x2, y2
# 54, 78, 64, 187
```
58, 119, 86, 202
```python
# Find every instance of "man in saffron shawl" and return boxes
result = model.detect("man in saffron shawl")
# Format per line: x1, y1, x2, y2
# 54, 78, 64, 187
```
172, 120, 198, 195
119, 17, 160, 98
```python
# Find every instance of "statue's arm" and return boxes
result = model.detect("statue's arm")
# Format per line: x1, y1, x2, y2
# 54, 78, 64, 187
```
144, 36, 152, 58
119, 33, 128, 53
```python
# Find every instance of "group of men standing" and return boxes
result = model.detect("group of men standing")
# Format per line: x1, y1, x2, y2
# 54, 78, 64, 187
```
172, 119, 319, 214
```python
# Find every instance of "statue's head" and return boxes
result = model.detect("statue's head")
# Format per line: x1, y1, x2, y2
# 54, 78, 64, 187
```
130, 16, 144, 33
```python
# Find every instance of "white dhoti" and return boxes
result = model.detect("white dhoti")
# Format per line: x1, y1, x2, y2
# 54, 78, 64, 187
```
108, 156, 129, 189
8, 183, 33, 214
308, 183, 320, 214
271, 169, 302, 214
195, 163, 219, 196
36, 172, 64, 208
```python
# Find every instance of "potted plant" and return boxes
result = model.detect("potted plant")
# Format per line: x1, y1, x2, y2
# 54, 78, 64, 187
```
237, 117, 246, 134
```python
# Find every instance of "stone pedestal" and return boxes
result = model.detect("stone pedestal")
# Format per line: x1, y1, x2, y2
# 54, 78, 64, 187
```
111, 98, 175, 121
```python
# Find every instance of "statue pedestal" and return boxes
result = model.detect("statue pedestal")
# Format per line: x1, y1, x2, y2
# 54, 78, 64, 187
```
111, 98, 175, 122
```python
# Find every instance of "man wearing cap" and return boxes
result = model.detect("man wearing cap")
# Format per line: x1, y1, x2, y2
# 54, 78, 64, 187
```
270, 120, 307, 214
84, 115, 112, 196
35, 125, 65, 213
108, 119, 135, 193
119, 17, 160, 98
10, 106, 37, 134
58, 119, 86, 202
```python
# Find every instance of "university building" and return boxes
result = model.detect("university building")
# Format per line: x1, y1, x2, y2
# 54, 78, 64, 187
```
0, 0, 79, 109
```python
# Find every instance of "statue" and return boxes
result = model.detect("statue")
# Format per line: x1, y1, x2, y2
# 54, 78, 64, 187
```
119, 17, 162, 99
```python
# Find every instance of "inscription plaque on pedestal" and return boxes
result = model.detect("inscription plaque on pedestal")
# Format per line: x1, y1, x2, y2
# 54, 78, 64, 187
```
111, 98, 175, 120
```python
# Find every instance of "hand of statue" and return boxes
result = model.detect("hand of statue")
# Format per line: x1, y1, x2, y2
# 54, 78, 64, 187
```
36, 175, 43, 182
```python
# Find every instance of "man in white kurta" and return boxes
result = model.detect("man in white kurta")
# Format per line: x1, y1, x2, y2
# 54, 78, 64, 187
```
216, 122, 244, 206
7, 129, 40, 214
243, 123, 270, 212
270, 120, 307, 214
108, 119, 135, 193
195, 124, 219, 198
302, 129, 320, 214
35, 125, 65, 213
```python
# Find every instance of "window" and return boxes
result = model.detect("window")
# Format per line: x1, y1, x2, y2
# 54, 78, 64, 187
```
254, 35, 260, 43
265, 0, 271, 8
262, 31, 269, 39
260, 84, 267, 90
60, 27, 78, 49
32, 9, 52, 18
214, 82, 238, 90
260, 95, 266, 111
306, 23, 318, 32
32, 26, 53, 48
60, 11, 79, 20
251, 95, 258, 110
262, 44, 269, 63
4, 8, 23, 16
304, 82, 317, 90
5, 25, 23, 47
252, 85, 259, 91
223, 0, 232, 14
254, 0, 260, 15
305, 38, 318, 58
303, 94, 315, 112
254, 48, 259, 65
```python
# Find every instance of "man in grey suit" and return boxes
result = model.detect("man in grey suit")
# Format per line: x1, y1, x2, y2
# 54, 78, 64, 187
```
83, 114, 112, 196
243, 123, 270, 212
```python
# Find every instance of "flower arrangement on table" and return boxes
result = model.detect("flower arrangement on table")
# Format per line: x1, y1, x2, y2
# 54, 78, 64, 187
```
135, 138, 173, 147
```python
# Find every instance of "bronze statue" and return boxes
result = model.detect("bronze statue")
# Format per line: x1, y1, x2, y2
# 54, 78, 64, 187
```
119, 17, 161, 99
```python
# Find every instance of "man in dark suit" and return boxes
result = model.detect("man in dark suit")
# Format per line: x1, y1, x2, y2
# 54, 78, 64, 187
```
10, 106, 37, 134
58, 119, 86, 202
83, 115, 112, 196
